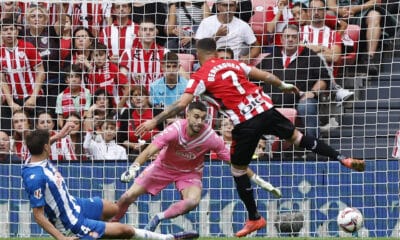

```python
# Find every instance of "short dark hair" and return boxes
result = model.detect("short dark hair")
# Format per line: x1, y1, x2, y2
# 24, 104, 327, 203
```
93, 42, 108, 54
217, 46, 234, 59
163, 52, 179, 64
188, 101, 207, 113
0, 18, 17, 29
293, 2, 308, 9
196, 38, 217, 53
64, 64, 84, 79
25, 129, 50, 155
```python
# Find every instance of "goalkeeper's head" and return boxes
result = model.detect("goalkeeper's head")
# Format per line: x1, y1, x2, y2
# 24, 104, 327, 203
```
25, 129, 50, 157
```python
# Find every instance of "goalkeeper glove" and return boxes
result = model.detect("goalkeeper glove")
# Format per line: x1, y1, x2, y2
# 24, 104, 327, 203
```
120, 163, 140, 183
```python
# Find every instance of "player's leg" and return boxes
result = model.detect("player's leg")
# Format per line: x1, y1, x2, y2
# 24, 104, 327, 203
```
269, 108, 365, 171
230, 120, 266, 237
146, 173, 202, 231
101, 199, 119, 221
104, 222, 175, 240
112, 183, 147, 222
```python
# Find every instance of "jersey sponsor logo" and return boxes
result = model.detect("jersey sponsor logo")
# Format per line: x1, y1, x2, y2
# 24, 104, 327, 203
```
34, 188, 42, 199
175, 150, 196, 160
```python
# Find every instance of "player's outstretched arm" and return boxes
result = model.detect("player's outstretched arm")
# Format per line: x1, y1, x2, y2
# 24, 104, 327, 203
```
248, 67, 300, 94
136, 93, 194, 136
33, 207, 78, 240
120, 143, 161, 183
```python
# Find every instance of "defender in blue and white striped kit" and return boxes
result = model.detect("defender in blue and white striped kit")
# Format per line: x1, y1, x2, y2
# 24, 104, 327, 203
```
22, 129, 196, 240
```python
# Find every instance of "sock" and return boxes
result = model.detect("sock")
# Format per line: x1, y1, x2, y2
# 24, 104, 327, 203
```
234, 175, 260, 220
163, 199, 198, 219
299, 135, 340, 160
134, 228, 172, 240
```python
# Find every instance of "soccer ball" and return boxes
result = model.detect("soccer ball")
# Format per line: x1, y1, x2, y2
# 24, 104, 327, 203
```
337, 207, 363, 233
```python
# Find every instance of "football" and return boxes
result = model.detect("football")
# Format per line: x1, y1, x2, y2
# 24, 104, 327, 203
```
337, 207, 364, 233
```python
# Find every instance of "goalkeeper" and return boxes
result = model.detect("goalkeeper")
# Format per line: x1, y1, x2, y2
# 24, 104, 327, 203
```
21, 129, 194, 240
114, 101, 280, 231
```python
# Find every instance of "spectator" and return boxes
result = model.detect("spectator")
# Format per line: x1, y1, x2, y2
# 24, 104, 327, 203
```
36, 110, 77, 161
300, 0, 354, 105
0, 130, 20, 162
58, 14, 73, 65
265, 0, 295, 47
66, 27, 94, 72
211, 0, 254, 23
165, 1, 210, 55
0, 18, 45, 114
0, 2, 22, 24
83, 88, 115, 136
119, 18, 168, 90
327, 0, 397, 75
195, 0, 261, 64
55, 64, 92, 128
257, 24, 330, 138
24, 5, 62, 109
99, 3, 139, 63
11, 110, 31, 161
65, 112, 85, 160
132, 2, 168, 46
118, 86, 161, 155
149, 52, 188, 108
87, 42, 129, 109
69, 2, 104, 37
83, 119, 128, 161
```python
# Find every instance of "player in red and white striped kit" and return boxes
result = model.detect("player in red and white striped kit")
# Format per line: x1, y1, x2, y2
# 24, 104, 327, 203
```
136, 38, 365, 237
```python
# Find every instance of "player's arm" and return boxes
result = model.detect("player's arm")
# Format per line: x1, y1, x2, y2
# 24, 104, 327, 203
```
120, 143, 161, 183
33, 207, 77, 240
135, 93, 194, 136
248, 67, 299, 94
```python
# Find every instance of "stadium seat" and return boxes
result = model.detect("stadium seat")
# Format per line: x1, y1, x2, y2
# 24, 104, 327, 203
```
177, 53, 195, 73
250, 53, 270, 66
341, 24, 360, 65
271, 108, 298, 152
249, 0, 276, 46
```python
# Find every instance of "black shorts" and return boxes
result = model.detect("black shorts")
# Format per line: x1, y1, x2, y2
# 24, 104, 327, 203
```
230, 107, 296, 166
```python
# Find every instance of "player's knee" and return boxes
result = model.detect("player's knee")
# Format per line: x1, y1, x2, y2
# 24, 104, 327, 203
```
185, 198, 200, 210
231, 165, 247, 177
121, 225, 135, 238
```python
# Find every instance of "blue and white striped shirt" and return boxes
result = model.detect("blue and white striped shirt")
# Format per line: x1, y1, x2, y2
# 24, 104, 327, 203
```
22, 159, 83, 234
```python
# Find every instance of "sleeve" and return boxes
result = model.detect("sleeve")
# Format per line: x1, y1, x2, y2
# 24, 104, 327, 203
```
195, 18, 214, 39
118, 146, 128, 160
185, 76, 206, 96
119, 49, 131, 70
23, 172, 47, 208
83, 131, 94, 153
241, 23, 257, 45
210, 133, 230, 162
239, 62, 252, 76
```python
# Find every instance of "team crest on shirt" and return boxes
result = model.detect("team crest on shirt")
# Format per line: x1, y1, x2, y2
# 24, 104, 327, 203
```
18, 52, 26, 59
175, 150, 196, 160
41, 37, 48, 45
34, 188, 42, 199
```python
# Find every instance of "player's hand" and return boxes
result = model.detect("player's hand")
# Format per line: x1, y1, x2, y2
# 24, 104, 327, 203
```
120, 163, 140, 183
278, 82, 299, 94
135, 119, 157, 137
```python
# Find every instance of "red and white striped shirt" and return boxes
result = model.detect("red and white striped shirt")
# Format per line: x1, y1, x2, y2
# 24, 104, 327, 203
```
0, 39, 42, 99
186, 58, 274, 126
300, 25, 342, 52
99, 20, 139, 58
119, 40, 167, 90
87, 61, 128, 106
50, 131, 77, 161
70, 3, 103, 35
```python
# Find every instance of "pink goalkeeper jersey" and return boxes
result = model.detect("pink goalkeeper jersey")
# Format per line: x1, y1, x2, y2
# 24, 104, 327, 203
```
152, 119, 230, 173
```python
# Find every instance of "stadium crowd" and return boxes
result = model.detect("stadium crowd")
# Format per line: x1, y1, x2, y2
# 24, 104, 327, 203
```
0, 0, 397, 162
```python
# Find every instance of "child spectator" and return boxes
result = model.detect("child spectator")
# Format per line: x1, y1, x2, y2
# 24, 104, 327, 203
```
83, 119, 127, 161
65, 112, 85, 160
36, 110, 77, 161
56, 64, 92, 128
149, 52, 188, 108
87, 43, 129, 108
118, 86, 161, 155
11, 110, 31, 161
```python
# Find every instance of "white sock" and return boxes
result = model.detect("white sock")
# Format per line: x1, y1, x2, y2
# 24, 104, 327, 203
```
134, 228, 173, 240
